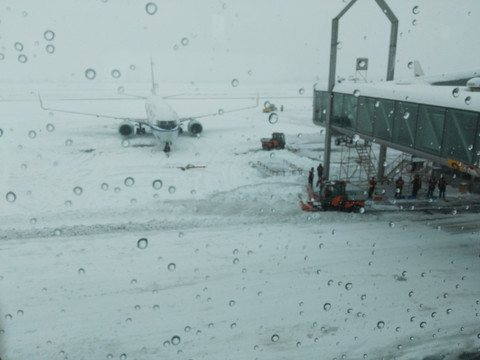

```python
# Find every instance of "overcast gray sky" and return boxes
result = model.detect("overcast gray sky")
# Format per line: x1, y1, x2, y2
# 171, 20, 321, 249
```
0, 0, 478, 84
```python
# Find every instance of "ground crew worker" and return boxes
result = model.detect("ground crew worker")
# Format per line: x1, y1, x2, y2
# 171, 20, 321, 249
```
395, 176, 404, 198
368, 176, 376, 198
316, 163, 324, 187
438, 175, 447, 199
412, 174, 422, 197
427, 176, 436, 198
308, 168, 314, 188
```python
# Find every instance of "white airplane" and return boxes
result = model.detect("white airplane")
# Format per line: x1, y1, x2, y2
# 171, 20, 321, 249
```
39, 60, 259, 152
398, 60, 480, 89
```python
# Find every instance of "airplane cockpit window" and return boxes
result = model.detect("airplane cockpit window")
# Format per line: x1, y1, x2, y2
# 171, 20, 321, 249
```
157, 120, 177, 130
1, 2, 479, 360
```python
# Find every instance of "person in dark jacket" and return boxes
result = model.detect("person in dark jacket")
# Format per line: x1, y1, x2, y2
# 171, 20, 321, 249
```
438, 175, 447, 199
426, 176, 436, 198
395, 176, 404, 198
308, 168, 314, 188
368, 176, 376, 198
316, 163, 324, 187
411, 174, 422, 197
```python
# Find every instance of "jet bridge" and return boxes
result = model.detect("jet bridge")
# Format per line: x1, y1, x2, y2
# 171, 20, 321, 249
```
313, 81, 480, 180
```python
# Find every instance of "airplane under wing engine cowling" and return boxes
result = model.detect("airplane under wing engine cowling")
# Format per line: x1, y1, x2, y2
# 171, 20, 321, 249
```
187, 120, 203, 135
118, 121, 136, 137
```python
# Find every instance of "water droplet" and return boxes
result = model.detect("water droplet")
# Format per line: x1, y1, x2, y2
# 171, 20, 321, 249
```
101, 182, 109, 191
299, 87, 305, 95
181, 37, 189, 46
0, 53, 4, 61
377, 321, 385, 329
73, 186, 83, 195
46, 123, 55, 132
46, 44, 55, 54
167, 262, 176, 271
323, 303, 331, 311
77, 268, 85, 275
452, 88, 460, 97
137, 238, 148, 249
145, 2, 158, 15
231, 78, 239, 87
0, 128, 3, 137
44, 30, 55, 41
218, 108, 224, 115
420, 321, 427, 328
28, 130, 37, 139
65, 138, 73, 146
18, 54, 28, 63
446, 308, 452, 314
345, 283, 353, 290
111, 69, 121, 78
353, 89, 360, 97
14, 42, 24, 51
171, 335, 181, 345
412, 19, 417, 26
352, 134, 360, 142
85, 68, 96, 80
465, 96, 472, 105
403, 112, 410, 119
271, 334, 279, 342
124, 177, 135, 187
229, 300, 236, 307
412, 6, 419, 14
168, 186, 176, 194
6, 191, 17, 203
121, 139, 130, 147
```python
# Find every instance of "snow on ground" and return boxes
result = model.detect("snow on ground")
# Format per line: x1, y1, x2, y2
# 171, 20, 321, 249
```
0, 83, 479, 360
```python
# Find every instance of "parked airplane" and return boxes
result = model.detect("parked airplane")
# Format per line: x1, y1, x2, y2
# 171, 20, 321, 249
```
401, 60, 480, 88
39, 60, 259, 152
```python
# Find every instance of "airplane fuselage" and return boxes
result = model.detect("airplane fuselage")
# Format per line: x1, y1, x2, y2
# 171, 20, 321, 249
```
145, 95, 180, 151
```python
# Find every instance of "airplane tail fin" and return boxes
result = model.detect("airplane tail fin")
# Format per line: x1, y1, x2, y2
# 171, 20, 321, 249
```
413, 60, 424, 77
150, 57, 157, 95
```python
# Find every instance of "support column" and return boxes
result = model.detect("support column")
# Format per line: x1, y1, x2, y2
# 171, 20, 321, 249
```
377, 145, 387, 180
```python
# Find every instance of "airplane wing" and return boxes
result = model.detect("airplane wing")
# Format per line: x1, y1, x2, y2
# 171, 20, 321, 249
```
178, 93, 259, 122
38, 94, 149, 125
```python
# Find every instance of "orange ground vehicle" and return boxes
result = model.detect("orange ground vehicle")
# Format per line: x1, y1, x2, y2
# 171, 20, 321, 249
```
300, 180, 366, 212
261, 132, 285, 150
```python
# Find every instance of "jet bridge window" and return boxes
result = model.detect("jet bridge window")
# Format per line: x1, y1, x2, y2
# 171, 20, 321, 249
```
342, 94, 358, 131
373, 98, 395, 141
393, 102, 418, 148
441, 109, 479, 165
313, 90, 328, 125
415, 105, 445, 156
356, 96, 375, 136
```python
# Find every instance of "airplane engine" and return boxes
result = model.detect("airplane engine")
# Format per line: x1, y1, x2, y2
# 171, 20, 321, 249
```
118, 121, 135, 137
187, 120, 203, 135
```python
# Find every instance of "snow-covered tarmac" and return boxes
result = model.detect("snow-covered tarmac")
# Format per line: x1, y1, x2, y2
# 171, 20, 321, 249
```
1, 83, 479, 360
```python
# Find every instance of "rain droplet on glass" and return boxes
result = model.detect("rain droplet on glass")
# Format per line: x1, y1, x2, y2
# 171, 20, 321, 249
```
168, 186, 176, 194
181, 37, 189, 46
268, 113, 279, 124
145, 2, 158, 15
452, 88, 460, 97
18, 54, 28, 63
46, 44, 55, 54
231, 78, 239, 87
152, 179, 163, 190
6, 191, 16, 203
73, 186, 83, 195
137, 238, 148, 249
124, 177, 135, 187
85, 68, 96, 80
412, 6, 419, 15
111, 69, 121, 78
44, 30, 55, 41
